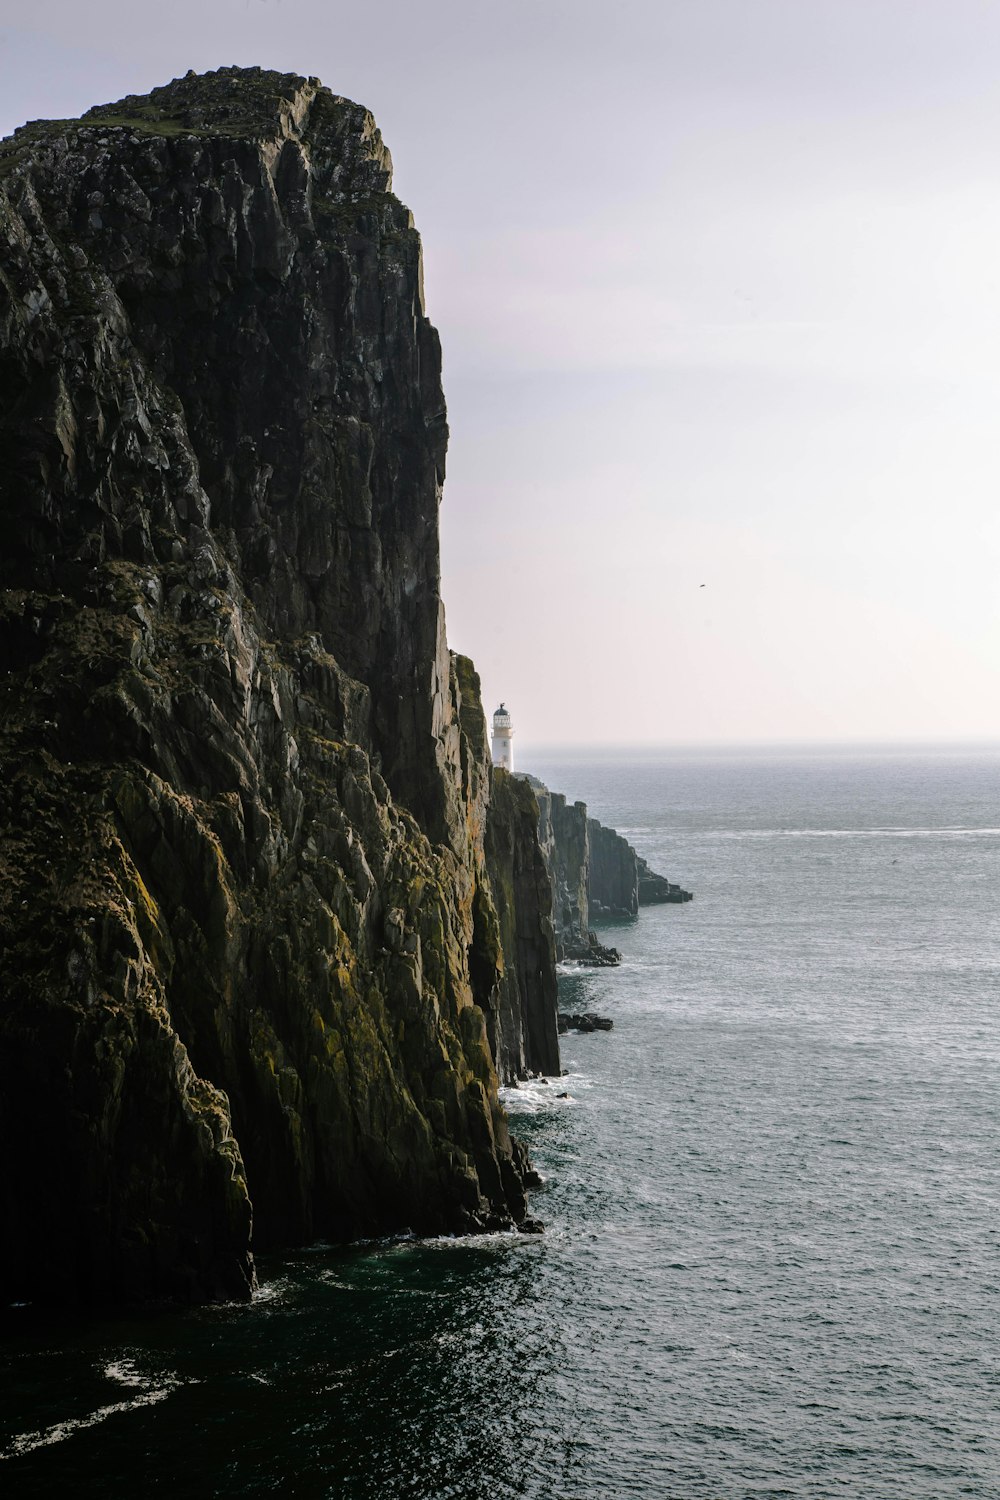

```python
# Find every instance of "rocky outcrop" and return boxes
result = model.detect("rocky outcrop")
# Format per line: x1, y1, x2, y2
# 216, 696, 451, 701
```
524, 781, 672, 962
587, 818, 639, 918
522, 775, 691, 936
531, 785, 617, 965
558, 1013, 613, 1034
638, 857, 693, 904
588, 819, 693, 910
0, 68, 540, 1305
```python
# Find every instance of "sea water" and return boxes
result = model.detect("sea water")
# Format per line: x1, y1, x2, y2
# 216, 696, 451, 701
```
3, 745, 999, 1498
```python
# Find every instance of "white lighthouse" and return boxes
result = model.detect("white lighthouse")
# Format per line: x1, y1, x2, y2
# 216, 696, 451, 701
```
491, 703, 514, 772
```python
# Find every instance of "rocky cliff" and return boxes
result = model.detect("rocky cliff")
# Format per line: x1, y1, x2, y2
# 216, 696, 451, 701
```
530, 785, 614, 964
0, 68, 548, 1305
589, 819, 693, 911
637, 857, 693, 905
534, 790, 590, 958
522, 775, 691, 953
587, 817, 639, 918
451, 657, 559, 1084
482, 768, 559, 1082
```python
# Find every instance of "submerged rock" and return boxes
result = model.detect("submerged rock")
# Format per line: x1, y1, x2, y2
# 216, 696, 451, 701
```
0, 68, 548, 1304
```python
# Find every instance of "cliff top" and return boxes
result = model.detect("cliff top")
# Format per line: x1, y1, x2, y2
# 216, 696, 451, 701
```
0, 67, 382, 181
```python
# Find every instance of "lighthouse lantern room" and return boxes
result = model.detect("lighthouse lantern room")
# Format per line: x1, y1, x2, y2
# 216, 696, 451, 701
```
491, 703, 514, 772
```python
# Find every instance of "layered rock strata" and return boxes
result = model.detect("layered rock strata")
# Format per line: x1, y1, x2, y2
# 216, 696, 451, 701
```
0, 68, 548, 1305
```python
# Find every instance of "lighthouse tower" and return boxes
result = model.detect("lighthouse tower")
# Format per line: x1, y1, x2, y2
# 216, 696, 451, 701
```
491, 703, 514, 772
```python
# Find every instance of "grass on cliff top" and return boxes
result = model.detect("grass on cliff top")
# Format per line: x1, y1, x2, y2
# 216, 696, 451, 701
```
0, 106, 249, 176
0, 66, 376, 176
2, 69, 324, 161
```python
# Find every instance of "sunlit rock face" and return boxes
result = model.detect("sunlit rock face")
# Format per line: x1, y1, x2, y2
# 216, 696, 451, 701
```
0, 67, 544, 1305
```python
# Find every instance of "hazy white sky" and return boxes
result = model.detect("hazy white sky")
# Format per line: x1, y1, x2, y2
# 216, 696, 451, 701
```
3, 1, 999, 746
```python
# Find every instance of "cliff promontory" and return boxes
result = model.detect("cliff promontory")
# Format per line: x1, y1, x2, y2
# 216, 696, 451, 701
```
0, 68, 549, 1304
520, 775, 692, 954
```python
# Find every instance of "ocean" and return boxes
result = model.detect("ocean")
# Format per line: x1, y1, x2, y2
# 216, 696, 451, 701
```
3, 745, 999, 1498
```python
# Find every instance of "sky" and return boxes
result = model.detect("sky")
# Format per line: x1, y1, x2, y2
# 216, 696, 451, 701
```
3, 0, 999, 748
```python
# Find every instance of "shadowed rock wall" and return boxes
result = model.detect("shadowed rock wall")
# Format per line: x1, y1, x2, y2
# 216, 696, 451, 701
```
483, 771, 559, 1081
452, 658, 559, 1083
587, 818, 639, 918
533, 790, 589, 959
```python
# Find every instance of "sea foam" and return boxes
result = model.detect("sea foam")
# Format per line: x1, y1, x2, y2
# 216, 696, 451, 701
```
1, 1358, 185, 1460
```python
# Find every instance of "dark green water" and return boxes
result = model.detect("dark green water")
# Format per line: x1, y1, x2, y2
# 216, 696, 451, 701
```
3, 747, 999, 1497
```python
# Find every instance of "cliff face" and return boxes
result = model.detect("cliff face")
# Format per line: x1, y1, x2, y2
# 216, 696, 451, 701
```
0, 69, 536, 1304
587, 818, 639, 918
534, 789, 590, 959
450, 660, 558, 1083
482, 770, 559, 1081
585, 818, 694, 911
523, 775, 691, 960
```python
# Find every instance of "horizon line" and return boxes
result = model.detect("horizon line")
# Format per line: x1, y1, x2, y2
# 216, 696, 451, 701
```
520, 735, 1000, 753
